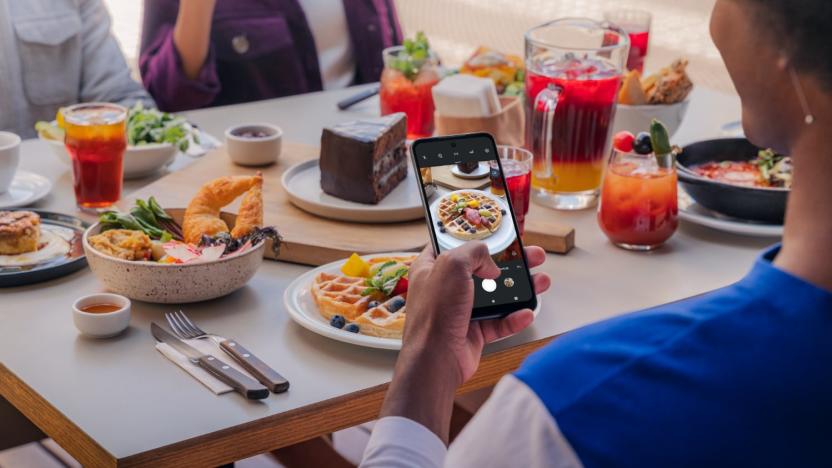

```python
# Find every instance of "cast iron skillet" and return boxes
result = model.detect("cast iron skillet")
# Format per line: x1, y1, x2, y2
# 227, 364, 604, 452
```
676, 138, 788, 224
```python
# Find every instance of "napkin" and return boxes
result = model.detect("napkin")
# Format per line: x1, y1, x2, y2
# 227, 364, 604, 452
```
155, 338, 256, 395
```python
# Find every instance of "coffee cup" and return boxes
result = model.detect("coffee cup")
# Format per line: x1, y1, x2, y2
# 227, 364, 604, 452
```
0, 131, 21, 194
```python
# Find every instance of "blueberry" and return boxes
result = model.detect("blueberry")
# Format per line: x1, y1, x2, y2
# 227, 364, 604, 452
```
436, 220, 443, 227
469, 227, 476, 233
439, 227, 447, 233
500, 209, 507, 215
345, 323, 360, 333
367, 300, 380, 309
330, 315, 346, 329
633, 132, 653, 154
484, 204, 491, 209
388, 297, 406, 313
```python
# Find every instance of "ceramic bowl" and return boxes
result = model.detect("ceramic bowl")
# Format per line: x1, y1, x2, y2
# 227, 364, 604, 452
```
676, 138, 788, 224
82, 211, 267, 303
225, 123, 282, 166
613, 100, 690, 137
40, 127, 177, 180
72, 293, 131, 338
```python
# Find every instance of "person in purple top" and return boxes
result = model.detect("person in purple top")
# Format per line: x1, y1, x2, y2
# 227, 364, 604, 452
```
139, 0, 402, 111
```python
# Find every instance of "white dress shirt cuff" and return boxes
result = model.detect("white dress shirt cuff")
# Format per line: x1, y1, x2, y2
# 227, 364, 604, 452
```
361, 416, 447, 468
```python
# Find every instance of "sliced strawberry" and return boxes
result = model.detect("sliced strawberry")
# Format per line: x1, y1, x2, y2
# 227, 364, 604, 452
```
392, 277, 408, 296
464, 207, 482, 225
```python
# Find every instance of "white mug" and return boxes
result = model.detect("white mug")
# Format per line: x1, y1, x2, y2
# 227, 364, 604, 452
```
0, 131, 21, 194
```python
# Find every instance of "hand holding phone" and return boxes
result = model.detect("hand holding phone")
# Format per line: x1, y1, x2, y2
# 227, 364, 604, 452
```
411, 133, 538, 320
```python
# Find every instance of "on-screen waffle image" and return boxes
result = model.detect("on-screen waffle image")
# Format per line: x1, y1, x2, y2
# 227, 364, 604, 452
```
311, 254, 414, 339
436, 191, 503, 241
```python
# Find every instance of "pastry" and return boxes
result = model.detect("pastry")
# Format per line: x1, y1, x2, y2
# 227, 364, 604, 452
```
437, 191, 503, 240
319, 113, 408, 204
0, 211, 40, 255
644, 59, 694, 105
182, 173, 263, 244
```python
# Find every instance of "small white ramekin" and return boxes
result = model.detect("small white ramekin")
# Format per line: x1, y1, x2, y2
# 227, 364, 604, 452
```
225, 123, 283, 166
72, 293, 131, 338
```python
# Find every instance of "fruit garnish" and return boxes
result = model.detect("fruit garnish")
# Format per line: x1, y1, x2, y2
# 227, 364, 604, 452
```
55, 107, 66, 129
330, 315, 346, 329
613, 131, 635, 152
649, 119, 672, 156
341, 253, 370, 277
345, 323, 360, 333
467, 199, 480, 208
362, 261, 409, 296
633, 132, 653, 155
478, 209, 491, 217
450, 193, 459, 202
392, 277, 408, 296
35, 121, 65, 141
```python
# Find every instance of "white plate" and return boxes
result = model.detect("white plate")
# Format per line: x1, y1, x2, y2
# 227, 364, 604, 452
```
0, 171, 52, 209
678, 189, 783, 237
282, 159, 424, 223
450, 162, 490, 180
283, 252, 541, 351
430, 190, 516, 255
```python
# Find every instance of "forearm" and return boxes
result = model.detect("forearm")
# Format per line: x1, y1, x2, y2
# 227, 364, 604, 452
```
173, 0, 216, 80
380, 347, 461, 444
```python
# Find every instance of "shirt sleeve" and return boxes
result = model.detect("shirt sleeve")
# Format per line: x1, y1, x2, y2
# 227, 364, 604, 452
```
361, 416, 447, 468
138, 0, 221, 112
361, 376, 583, 468
77, 0, 154, 108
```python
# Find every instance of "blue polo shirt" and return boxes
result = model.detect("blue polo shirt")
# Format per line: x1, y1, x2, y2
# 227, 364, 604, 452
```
515, 245, 832, 467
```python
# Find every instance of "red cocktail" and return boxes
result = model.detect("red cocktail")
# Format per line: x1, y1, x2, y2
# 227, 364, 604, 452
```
524, 19, 629, 210
598, 150, 678, 250
490, 146, 532, 234
62, 103, 127, 209
603, 10, 651, 73
380, 45, 440, 139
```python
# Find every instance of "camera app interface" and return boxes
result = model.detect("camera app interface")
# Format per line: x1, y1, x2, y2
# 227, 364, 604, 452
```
414, 136, 534, 310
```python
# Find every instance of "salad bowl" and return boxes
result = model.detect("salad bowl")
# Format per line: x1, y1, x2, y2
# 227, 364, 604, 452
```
83, 210, 267, 304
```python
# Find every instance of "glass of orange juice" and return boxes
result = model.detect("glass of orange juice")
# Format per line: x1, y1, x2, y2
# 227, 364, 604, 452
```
597, 148, 678, 250
62, 103, 127, 209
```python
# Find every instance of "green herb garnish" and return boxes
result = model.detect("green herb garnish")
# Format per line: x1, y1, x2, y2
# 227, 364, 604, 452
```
361, 262, 409, 296
390, 31, 431, 81
649, 119, 673, 166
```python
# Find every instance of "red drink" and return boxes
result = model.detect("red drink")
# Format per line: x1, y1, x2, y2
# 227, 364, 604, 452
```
380, 68, 438, 139
598, 157, 678, 249
504, 159, 531, 233
62, 103, 126, 209
525, 57, 621, 194
627, 31, 650, 73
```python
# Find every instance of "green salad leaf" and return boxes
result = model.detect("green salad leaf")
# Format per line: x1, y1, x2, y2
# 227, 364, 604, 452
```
126, 103, 200, 152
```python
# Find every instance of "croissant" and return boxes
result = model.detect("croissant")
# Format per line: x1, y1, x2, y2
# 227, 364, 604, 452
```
182, 173, 263, 244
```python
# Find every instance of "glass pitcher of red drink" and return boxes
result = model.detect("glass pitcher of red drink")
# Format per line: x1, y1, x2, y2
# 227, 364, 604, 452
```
525, 18, 629, 210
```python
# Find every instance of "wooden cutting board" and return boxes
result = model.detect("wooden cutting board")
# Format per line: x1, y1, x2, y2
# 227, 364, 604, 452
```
124, 142, 574, 266
432, 165, 490, 190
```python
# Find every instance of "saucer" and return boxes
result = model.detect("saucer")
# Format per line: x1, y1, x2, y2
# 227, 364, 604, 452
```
450, 162, 490, 180
0, 171, 52, 209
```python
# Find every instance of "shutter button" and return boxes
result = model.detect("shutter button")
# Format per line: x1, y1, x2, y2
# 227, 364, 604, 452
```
232, 35, 250, 54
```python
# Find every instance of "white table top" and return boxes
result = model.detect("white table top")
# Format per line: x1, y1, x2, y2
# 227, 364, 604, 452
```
0, 84, 776, 461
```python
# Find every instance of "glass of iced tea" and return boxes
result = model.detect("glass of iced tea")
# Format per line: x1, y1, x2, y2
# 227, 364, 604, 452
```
525, 18, 629, 210
490, 146, 532, 235
62, 103, 127, 209
603, 9, 651, 73
598, 149, 678, 250
380, 45, 440, 139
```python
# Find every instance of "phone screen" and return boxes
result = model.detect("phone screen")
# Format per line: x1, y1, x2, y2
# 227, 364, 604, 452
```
411, 133, 537, 320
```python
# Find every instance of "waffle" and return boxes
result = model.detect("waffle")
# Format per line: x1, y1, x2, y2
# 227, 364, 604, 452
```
437, 191, 502, 241
311, 272, 377, 321
354, 294, 407, 339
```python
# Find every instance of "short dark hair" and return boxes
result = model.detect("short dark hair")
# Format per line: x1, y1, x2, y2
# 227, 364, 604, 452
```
745, 0, 832, 87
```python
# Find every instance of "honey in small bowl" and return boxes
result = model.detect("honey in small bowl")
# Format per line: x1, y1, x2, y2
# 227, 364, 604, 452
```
80, 303, 122, 314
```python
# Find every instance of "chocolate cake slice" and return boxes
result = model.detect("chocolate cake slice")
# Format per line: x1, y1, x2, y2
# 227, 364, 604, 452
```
320, 113, 408, 205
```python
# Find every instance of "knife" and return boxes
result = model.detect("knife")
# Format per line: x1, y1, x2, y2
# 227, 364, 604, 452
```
216, 338, 290, 393
151, 323, 269, 400
336, 85, 380, 110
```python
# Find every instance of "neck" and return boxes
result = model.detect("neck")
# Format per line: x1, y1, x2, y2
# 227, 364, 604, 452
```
774, 125, 832, 291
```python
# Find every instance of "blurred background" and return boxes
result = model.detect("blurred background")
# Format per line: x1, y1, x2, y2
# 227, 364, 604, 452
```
104, 0, 731, 92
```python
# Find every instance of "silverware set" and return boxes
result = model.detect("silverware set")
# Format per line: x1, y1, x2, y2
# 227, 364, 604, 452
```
151, 310, 289, 400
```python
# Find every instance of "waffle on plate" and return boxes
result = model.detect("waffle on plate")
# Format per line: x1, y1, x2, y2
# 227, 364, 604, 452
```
437, 191, 502, 241
311, 255, 414, 339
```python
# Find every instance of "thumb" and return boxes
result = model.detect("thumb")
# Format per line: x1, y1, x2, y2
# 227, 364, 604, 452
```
450, 241, 501, 279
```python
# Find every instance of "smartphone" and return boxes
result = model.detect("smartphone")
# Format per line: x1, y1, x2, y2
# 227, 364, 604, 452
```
411, 133, 537, 320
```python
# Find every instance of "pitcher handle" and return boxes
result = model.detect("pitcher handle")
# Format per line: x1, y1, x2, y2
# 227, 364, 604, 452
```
531, 84, 562, 182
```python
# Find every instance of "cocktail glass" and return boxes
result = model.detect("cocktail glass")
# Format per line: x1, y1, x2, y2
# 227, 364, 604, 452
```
603, 9, 651, 73
525, 18, 629, 210
62, 103, 127, 209
380, 46, 440, 139
598, 149, 678, 250
489, 146, 532, 235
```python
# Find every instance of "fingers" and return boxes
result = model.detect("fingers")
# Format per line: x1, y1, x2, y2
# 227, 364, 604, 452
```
479, 309, 535, 343
532, 273, 551, 295
523, 246, 547, 269
447, 241, 501, 279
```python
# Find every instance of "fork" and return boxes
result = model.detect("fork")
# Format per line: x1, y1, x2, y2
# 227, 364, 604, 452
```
166, 310, 289, 393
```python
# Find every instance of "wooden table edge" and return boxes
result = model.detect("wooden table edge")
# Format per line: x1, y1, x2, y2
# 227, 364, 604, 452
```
1, 336, 556, 467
